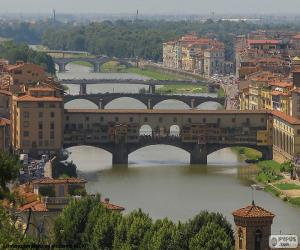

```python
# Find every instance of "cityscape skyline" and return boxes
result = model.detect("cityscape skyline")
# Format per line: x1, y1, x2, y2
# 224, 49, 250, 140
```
0, 0, 300, 15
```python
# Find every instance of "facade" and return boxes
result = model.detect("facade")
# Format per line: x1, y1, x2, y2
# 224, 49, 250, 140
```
11, 87, 64, 156
232, 202, 275, 250
0, 90, 11, 119
163, 34, 229, 76
0, 117, 11, 151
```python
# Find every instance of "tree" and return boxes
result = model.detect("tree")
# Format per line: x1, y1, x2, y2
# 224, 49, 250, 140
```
0, 205, 35, 248
280, 161, 295, 179
53, 195, 100, 246
0, 151, 20, 195
113, 209, 152, 250
189, 222, 233, 250
184, 211, 234, 246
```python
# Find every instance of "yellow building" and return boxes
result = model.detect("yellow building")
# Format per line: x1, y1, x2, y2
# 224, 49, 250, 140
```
272, 110, 300, 162
11, 86, 63, 156
0, 117, 11, 152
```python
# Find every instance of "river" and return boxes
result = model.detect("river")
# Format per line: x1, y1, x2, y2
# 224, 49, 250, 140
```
58, 63, 300, 236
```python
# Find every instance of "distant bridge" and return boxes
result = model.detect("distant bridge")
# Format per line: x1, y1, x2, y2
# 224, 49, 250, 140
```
54, 56, 134, 72
64, 93, 225, 109
60, 79, 211, 94
63, 109, 273, 165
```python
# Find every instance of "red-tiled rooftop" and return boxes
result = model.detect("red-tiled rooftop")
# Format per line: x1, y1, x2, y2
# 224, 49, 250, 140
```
17, 200, 48, 212
248, 39, 280, 45
232, 203, 275, 218
0, 118, 11, 126
269, 81, 293, 88
272, 110, 300, 125
14, 95, 62, 102
0, 89, 12, 96
32, 178, 87, 185
102, 198, 125, 212
271, 90, 289, 96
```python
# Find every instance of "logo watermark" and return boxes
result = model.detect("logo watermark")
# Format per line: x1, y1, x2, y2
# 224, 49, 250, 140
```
269, 235, 298, 249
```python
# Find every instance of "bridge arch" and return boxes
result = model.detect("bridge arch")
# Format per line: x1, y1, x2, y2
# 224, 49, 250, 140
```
196, 101, 224, 110
139, 124, 153, 136
64, 98, 99, 109
169, 125, 181, 137
104, 97, 147, 109
153, 99, 191, 109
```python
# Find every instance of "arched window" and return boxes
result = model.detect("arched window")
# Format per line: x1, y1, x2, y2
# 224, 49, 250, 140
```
238, 228, 243, 250
255, 229, 263, 250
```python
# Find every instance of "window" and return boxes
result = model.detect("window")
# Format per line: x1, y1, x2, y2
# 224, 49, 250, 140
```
66, 116, 69, 121
159, 117, 163, 123
217, 118, 221, 123
39, 112, 43, 118
50, 122, 55, 130
39, 131, 43, 139
39, 122, 43, 130
100, 116, 104, 122
232, 118, 236, 123
50, 131, 55, 139
49, 103, 56, 108
173, 117, 177, 122
203, 118, 206, 123
38, 102, 44, 108
23, 121, 29, 127
144, 117, 148, 122
297, 129, 300, 135
115, 117, 119, 122
238, 228, 243, 250
23, 131, 29, 137
255, 230, 262, 250
261, 118, 264, 123
129, 117, 133, 122
23, 111, 29, 118
188, 118, 192, 123
51, 112, 55, 118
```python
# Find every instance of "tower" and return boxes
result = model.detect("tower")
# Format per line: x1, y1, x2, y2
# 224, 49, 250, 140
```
232, 202, 275, 250
53, 9, 56, 22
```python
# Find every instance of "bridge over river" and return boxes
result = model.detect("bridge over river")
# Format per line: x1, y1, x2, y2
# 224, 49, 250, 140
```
63, 109, 273, 165
64, 93, 225, 109
60, 79, 213, 94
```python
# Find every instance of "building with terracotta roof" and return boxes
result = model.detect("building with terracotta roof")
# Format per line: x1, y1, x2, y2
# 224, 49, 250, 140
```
232, 202, 275, 250
163, 34, 230, 76
0, 117, 10, 151
11, 86, 64, 156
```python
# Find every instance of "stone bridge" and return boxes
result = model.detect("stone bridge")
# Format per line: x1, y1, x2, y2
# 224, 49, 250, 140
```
63, 109, 273, 165
64, 93, 225, 109
54, 56, 133, 72
60, 79, 212, 94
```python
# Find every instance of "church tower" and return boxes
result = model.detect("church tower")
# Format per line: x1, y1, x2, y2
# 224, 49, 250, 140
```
232, 202, 275, 250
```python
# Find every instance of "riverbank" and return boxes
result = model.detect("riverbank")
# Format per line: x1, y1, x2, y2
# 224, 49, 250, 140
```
252, 159, 300, 209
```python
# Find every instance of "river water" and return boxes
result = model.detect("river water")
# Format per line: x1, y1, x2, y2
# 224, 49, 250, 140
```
58, 63, 300, 236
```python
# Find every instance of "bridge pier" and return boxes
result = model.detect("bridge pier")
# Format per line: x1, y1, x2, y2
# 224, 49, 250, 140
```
58, 63, 66, 72
149, 85, 156, 94
191, 99, 195, 109
79, 83, 87, 95
147, 99, 153, 109
93, 63, 100, 73
112, 144, 128, 165
98, 99, 103, 109
261, 147, 273, 160
190, 144, 207, 165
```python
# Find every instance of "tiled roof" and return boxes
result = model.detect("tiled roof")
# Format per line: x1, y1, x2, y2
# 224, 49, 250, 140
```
269, 82, 293, 88
17, 200, 48, 212
15, 95, 62, 102
248, 39, 280, 45
102, 198, 125, 211
232, 204, 275, 218
32, 178, 87, 185
0, 90, 12, 96
272, 110, 300, 125
0, 118, 11, 126
271, 90, 289, 96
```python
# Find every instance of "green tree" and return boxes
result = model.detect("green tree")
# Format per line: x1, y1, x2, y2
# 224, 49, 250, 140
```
0, 151, 20, 195
53, 195, 100, 246
113, 209, 152, 250
0, 205, 35, 248
189, 222, 233, 250
184, 211, 234, 246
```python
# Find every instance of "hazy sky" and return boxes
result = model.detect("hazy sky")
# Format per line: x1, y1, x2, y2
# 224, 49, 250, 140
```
0, 0, 300, 14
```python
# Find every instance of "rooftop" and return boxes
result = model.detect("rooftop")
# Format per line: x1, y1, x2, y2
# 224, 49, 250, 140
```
272, 110, 300, 125
232, 203, 275, 218
0, 118, 11, 126
14, 94, 62, 102
32, 178, 87, 185
65, 109, 270, 115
